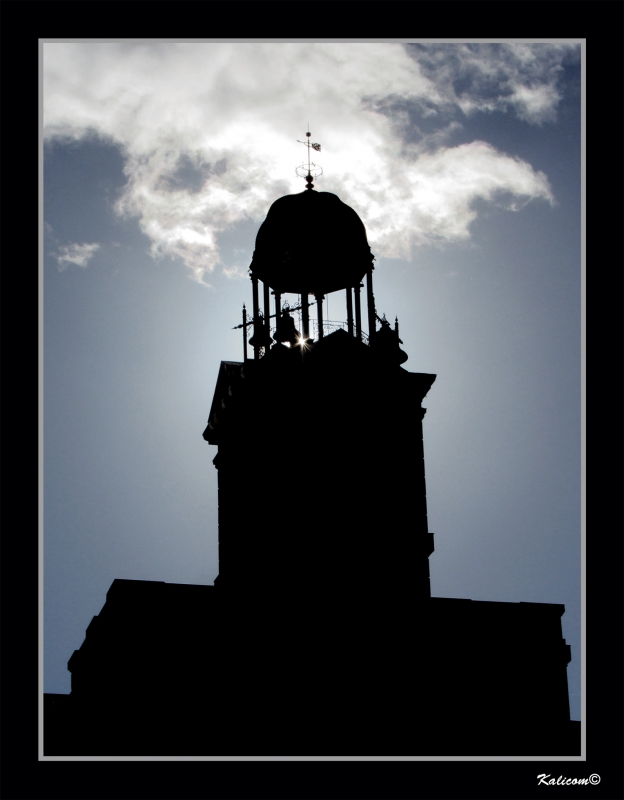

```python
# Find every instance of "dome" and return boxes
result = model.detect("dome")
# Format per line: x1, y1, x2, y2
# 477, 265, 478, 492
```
249, 190, 374, 295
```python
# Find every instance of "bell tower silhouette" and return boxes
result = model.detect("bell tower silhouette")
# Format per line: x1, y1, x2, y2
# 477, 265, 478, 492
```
204, 132, 436, 599
50, 134, 578, 757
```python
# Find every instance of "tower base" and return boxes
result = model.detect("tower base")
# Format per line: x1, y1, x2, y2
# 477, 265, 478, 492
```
45, 579, 579, 756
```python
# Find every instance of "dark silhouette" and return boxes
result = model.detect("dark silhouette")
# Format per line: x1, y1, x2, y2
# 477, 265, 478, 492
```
45, 181, 579, 756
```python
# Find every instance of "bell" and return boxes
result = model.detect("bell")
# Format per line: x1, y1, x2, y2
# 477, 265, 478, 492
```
248, 330, 274, 348
374, 316, 408, 365
273, 311, 300, 347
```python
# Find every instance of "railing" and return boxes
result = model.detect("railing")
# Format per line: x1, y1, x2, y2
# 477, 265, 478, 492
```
311, 320, 369, 344
261, 320, 369, 345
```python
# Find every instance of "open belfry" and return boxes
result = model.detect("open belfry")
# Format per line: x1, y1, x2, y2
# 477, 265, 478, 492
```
46, 134, 579, 756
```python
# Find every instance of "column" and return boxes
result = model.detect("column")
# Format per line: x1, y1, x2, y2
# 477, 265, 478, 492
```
263, 281, 271, 352
346, 286, 354, 337
366, 268, 376, 343
301, 292, 310, 341
316, 294, 324, 339
252, 274, 260, 360
354, 283, 362, 342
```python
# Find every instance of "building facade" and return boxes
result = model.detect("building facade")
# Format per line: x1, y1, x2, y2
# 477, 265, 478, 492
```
45, 172, 579, 757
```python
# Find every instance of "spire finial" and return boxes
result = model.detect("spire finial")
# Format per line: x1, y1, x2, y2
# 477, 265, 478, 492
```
296, 128, 323, 190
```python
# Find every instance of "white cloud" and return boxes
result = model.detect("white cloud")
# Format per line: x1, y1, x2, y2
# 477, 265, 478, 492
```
407, 43, 577, 124
55, 242, 101, 271
222, 264, 248, 280
43, 43, 572, 283
345, 141, 553, 260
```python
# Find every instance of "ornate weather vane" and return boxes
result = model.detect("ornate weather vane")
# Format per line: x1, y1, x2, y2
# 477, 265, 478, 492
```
296, 126, 322, 190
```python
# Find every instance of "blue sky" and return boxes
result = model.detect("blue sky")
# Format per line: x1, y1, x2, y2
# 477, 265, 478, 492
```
43, 41, 583, 721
